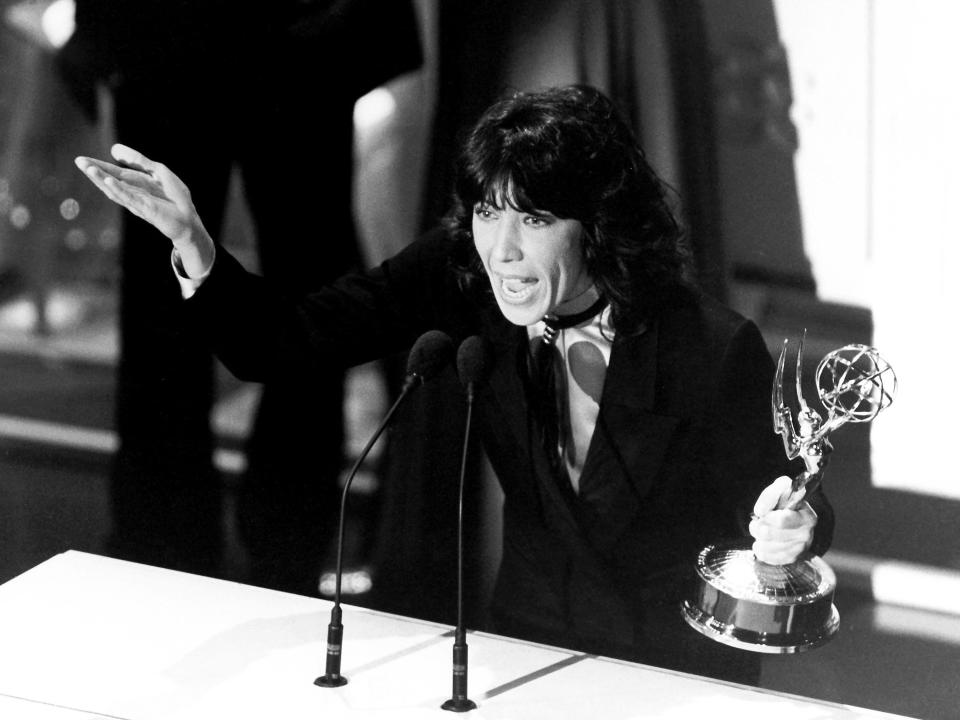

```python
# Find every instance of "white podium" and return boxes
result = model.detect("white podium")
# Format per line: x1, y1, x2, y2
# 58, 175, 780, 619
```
0, 552, 915, 719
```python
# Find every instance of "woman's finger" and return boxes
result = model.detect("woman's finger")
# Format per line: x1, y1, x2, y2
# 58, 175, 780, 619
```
156, 164, 193, 208
83, 167, 134, 213
84, 157, 160, 195
753, 475, 795, 517
76, 156, 123, 179
103, 175, 150, 218
752, 538, 810, 565
76, 159, 120, 197
77, 154, 153, 187
79, 161, 152, 217
102, 173, 155, 219
754, 506, 815, 530
749, 517, 813, 542
111, 143, 160, 175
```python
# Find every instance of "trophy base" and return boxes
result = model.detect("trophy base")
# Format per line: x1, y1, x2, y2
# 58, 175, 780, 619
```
681, 541, 839, 654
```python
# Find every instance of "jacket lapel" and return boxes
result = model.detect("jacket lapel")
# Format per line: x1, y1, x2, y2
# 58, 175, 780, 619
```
481, 309, 681, 553
481, 310, 531, 457
577, 319, 680, 553
481, 309, 587, 535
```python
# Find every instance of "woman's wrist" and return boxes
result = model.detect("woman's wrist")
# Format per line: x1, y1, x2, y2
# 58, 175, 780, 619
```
172, 223, 216, 279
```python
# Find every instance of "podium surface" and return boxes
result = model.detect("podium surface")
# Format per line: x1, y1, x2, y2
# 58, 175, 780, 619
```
0, 552, 914, 719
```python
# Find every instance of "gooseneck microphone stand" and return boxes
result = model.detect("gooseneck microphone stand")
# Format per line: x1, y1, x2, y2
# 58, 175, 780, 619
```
440, 392, 477, 712
316, 330, 453, 688
313, 394, 402, 687
442, 336, 490, 712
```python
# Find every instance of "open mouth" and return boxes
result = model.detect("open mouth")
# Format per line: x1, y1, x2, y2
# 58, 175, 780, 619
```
499, 275, 537, 303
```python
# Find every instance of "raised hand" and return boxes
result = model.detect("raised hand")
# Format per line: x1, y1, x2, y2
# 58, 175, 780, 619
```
749, 475, 818, 565
75, 144, 215, 278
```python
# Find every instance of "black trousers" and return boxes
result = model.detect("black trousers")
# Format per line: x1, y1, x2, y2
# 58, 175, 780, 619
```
107, 76, 358, 593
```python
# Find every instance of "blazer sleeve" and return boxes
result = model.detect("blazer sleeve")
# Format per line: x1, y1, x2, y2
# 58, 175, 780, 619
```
184, 229, 470, 382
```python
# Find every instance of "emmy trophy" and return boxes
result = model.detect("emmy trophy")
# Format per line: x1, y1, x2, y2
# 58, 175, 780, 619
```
681, 335, 897, 653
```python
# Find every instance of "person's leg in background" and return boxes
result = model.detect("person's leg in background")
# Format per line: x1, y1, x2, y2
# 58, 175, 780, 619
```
106, 81, 233, 576
236, 100, 360, 596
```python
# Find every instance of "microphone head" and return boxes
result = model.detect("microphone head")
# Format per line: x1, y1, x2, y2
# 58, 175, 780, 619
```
456, 335, 493, 387
406, 330, 454, 382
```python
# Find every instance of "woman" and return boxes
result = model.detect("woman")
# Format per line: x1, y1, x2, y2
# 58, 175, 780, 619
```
76, 85, 829, 683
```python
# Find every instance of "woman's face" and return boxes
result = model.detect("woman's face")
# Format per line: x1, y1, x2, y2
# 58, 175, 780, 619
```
472, 199, 592, 326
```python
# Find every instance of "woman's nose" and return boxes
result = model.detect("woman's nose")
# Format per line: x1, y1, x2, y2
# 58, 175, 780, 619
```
491, 217, 522, 262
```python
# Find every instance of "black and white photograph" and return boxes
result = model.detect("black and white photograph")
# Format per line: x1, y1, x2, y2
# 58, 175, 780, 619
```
0, 1, 956, 718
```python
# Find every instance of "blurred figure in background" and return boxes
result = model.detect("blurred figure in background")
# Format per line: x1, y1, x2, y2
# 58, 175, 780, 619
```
0, 0, 110, 327
57, 0, 422, 593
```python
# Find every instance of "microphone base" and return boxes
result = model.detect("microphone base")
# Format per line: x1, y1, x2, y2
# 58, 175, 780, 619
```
314, 674, 348, 688
441, 697, 477, 713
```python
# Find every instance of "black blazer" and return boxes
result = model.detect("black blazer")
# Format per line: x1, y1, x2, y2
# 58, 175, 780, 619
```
190, 229, 833, 680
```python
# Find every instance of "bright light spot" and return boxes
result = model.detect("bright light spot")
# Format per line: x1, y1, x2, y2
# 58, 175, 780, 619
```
214, 448, 246, 475
0, 289, 90, 332
318, 569, 373, 597
42, 0, 75, 49
10, 205, 31, 229
872, 561, 960, 616
0, 298, 38, 330
353, 87, 396, 132
60, 198, 80, 221
64, 227, 87, 250
98, 227, 120, 250
45, 291, 84, 327
872, 604, 960, 645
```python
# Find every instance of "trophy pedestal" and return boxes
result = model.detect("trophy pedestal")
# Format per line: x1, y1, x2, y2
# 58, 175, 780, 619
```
681, 541, 839, 654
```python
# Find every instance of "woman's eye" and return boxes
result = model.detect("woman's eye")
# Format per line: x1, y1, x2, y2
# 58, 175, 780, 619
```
524, 214, 550, 227
474, 206, 496, 220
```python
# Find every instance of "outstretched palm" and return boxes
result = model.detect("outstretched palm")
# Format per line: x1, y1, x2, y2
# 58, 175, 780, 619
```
76, 144, 203, 248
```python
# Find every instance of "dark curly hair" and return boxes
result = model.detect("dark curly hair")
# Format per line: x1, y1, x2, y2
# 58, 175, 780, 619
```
445, 85, 690, 335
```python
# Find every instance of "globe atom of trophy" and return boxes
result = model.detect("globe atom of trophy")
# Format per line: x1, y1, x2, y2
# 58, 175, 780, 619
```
681, 337, 897, 653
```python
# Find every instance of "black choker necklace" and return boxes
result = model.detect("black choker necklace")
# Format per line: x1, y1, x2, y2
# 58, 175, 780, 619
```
540, 295, 607, 345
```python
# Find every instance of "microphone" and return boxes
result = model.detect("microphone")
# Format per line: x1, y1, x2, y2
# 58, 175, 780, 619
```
316, 329, 454, 688
442, 335, 492, 712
